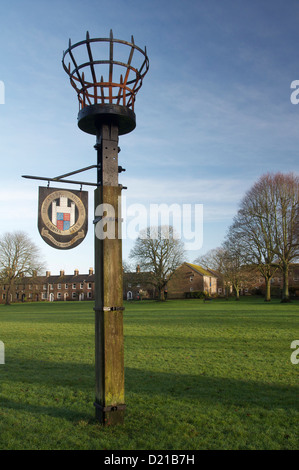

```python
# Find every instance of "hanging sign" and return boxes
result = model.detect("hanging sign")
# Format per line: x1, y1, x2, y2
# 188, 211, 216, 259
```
38, 187, 88, 250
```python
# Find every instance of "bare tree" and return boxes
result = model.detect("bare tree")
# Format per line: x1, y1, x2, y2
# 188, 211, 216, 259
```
270, 173, 299, 301
0, 231, 45, 305
122, 260, 134, 273
129, 225, 185, 300
221, 234, 257, 300
231, 173, 299, 302
195, 247, 231, 297
229, 180, 278, 301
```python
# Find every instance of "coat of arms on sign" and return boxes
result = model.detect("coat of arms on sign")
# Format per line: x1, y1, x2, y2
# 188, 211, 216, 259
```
38, 187, 88, 249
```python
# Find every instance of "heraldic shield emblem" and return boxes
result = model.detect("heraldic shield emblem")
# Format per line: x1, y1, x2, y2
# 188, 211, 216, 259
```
38, 187, 88, 250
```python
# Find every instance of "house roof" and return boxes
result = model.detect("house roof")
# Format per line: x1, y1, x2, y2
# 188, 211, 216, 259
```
185, 263, 216, 278
15, 273, 95, 285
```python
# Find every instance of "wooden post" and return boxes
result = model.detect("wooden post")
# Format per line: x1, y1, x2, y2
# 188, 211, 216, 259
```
61, 32, 149, 426
94, 123, 125, 425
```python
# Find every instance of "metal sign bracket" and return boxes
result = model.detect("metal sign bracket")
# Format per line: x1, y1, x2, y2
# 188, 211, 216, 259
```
22, 164, 99, 188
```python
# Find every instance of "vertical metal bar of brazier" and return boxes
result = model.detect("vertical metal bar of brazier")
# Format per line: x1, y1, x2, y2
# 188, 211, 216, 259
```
94, 123, 125, 425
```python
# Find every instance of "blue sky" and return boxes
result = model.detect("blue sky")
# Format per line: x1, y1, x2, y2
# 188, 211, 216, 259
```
0, 0, 299, 274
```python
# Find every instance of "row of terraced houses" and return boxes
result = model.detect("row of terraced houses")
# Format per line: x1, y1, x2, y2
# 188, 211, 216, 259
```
1, 262, 299, 304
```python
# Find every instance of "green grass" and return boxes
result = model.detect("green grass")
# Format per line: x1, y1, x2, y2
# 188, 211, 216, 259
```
0, 297, 298, 450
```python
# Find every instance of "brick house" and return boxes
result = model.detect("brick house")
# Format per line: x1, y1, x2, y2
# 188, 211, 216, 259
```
167, 262, 218, 299
251, 264, 299, 297
2, 262, 298, 304
123, 265, 155, 300
0, 269, 95, 304
0, 263, 219, 303
123, 263, 218, 300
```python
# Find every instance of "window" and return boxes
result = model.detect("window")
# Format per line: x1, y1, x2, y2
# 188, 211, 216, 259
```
57, 292, 62, 300
72, 283, 76, 289
88, 283, 92, 289
28, 293, 32, 299
42, 293, 47, 300
50, 284, 54, 290
28, 284, 32, 290
72, 292, 77, 299
190, 276, 194, 282
80, 282, 84, 289
58, 283, 61, 290
87, 292, 92, 299
43, 284, 47, 290
65, 283, 68, 289
2, 294, 5, 300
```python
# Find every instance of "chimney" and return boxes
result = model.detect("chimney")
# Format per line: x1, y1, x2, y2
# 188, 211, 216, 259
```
74, 269, 79, 276
60, 270, 65, 277
46, 271, 51, 278
89, 268, 94, 276
136, 265, 140, 273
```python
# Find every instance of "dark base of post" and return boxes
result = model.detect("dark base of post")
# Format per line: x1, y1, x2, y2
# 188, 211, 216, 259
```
94, 402, 126, 426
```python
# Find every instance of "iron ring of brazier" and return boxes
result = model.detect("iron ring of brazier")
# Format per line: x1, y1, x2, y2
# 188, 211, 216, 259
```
62, 30, 149, 136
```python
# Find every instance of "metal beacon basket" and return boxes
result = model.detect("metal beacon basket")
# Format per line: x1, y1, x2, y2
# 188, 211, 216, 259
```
62, 29, 149, 136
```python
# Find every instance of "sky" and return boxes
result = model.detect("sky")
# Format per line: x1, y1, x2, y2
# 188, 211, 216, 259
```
0, 0, 299, 275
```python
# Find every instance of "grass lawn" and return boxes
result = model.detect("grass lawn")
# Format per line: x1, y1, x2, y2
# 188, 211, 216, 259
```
0, 297, 298, 450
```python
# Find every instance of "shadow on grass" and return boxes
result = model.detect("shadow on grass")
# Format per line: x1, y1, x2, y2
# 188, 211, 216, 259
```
125, 367, 298, 411
0, 396, 92, 423
1, 357, 298, 421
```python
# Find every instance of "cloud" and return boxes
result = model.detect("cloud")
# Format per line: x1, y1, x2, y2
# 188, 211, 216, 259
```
122, 175, 248, 222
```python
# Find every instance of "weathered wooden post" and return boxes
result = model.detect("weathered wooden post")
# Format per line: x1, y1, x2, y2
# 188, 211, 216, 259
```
62, 30, 149, 425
